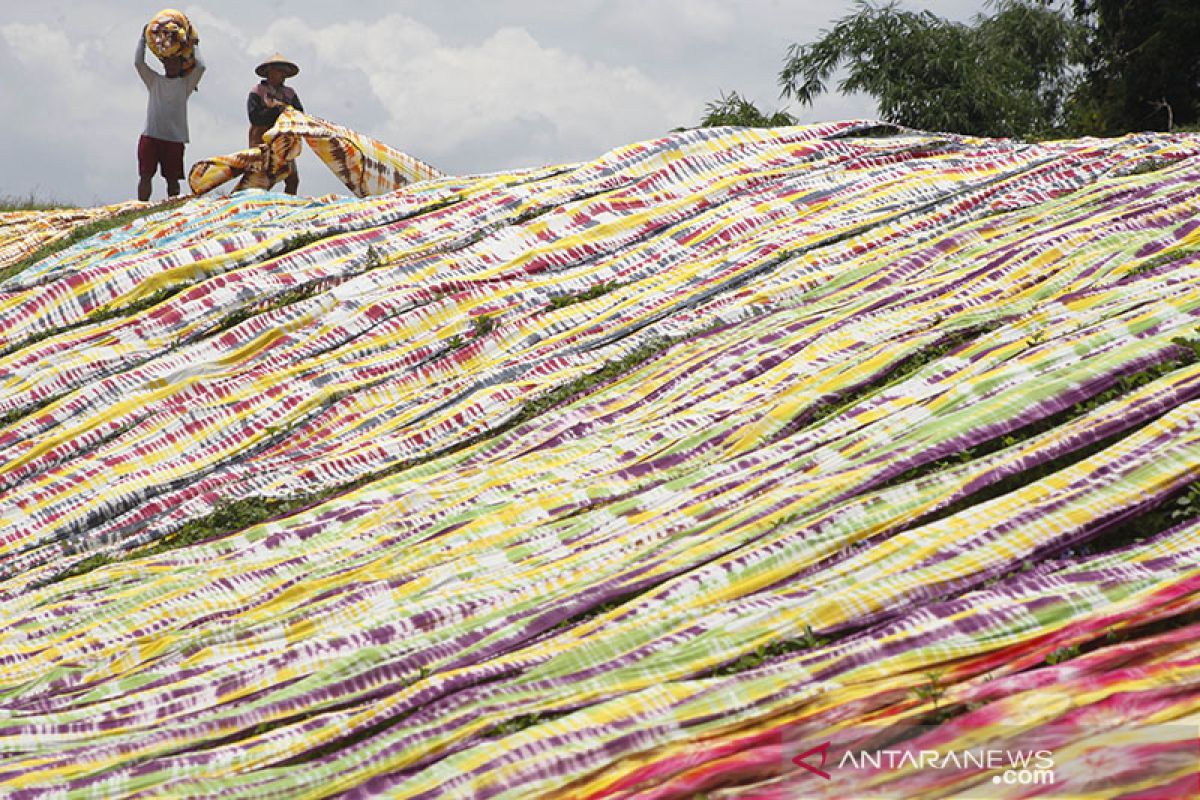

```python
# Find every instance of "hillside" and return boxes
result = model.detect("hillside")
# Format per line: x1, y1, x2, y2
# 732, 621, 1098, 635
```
0, 120, 1198, 797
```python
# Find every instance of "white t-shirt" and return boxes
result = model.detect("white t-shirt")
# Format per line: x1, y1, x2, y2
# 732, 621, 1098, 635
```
135, 38, 205, 143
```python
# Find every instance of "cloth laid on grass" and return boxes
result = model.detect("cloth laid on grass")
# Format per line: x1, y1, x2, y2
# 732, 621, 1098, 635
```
0, 201, 150, 275
0, 120, 1198, 797
189, 108, 445, 197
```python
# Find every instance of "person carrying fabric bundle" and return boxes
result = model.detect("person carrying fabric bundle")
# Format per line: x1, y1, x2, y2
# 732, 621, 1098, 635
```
248, 54, 305, 194
134, 23, 205, 201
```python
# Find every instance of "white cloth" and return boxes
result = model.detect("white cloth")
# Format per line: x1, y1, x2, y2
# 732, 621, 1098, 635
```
135, 37, 205, 143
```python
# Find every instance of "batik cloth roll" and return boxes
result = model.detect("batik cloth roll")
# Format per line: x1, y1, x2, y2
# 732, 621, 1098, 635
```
145, 8, 199, 75
188, 108, 445, 197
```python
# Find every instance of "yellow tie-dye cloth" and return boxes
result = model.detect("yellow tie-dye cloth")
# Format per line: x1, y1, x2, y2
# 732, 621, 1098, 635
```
188, 109, 444, 197
0, 201, 149, 274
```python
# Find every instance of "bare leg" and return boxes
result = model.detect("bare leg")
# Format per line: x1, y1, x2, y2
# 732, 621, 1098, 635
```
166, 179, 181, 197
138, 176, 152, 202
283, 167, 299, 196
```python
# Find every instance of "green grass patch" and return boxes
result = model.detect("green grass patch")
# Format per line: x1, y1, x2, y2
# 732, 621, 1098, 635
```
0, 394, 58, 430
1129, 246, 1198, 276
207, 282, 331, 338
470, 313, 497, 338
483, 710, 570, 739
0, 194, 75, 212
277, 230, 328, 255
0, 285, 185, 363
547, 280, 627, 311
205, 245, 386, 339
1123, 156, 1186, 176
52, 553, 117, 582
1045, 644, 1081, 665
705, 625, 830, 678
140, 496, 300, 557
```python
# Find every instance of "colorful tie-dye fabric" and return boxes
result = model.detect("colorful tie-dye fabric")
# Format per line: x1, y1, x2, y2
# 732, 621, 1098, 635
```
189, 109, 444, 197
1, 120, 1198, 797
0, 201, 152, 272
144, 8, 199, 75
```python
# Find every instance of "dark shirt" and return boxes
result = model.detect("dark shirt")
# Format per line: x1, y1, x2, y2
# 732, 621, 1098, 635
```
247, 81, 304, 127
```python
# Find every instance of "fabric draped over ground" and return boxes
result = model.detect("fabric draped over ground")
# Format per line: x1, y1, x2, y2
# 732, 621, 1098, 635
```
188, 108, 445, 197
0, 201, 150, 273
0, 120, 1199, 798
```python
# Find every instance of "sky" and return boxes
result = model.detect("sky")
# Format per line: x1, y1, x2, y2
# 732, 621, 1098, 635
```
0, 1, 990, 206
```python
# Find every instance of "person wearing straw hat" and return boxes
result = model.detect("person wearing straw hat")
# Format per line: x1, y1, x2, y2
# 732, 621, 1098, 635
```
247, 53, 304, 194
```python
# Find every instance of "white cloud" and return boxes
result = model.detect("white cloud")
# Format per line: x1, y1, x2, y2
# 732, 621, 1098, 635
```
0, 22, 147, 202
601, 0, 737, 50
244, 15, 694, 173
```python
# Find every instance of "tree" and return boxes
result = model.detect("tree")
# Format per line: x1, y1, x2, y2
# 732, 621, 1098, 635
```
776, 0, 1085, 138
1071, 0, 1200, 133
700, 91, 797, 128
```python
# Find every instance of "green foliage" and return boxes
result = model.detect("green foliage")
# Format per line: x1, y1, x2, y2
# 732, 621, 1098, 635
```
90, 287, 182, 326
699, 91, 797, 128
1168, 482, 1200, 523
470, 314, 497, 338
887, 335, 1200, 497
208, 281, 329, 338
892, 335, 1200, 574
547, 281, 627, 310
1132, 245, 1200, 277
552, 590, 641, 632
910, 670, 949, 715
1071, 0, 1200, 133
776, 1, 1086, 138
142, 497, 300, 556
483, 711, 567, 739
362, 244, 387, 271
1046, 644, 1081, 665
0, 394, 57, 430
278, 230, 327, 254
0, 194, 74, 211
709, 626, 830, 677
46, 497, 300, 584
52, 553, 116, 582
1123, 157, 1186, 177
0, 285, 184, 363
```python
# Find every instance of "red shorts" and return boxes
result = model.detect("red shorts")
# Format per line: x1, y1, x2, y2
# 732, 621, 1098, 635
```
137, 135, 185, 180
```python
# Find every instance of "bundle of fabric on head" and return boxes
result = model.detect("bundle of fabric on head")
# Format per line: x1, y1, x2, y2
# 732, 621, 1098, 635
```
145, 9, 199, 74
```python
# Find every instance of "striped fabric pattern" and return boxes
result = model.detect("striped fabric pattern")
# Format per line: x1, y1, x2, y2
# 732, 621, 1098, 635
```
0, 120, 1198, 797
0, 201, 151, 272
189, 109, 444, 197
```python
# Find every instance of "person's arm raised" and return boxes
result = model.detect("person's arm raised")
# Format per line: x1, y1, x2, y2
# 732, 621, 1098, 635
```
134, 31, 156, 88
185, 41, 206, 92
